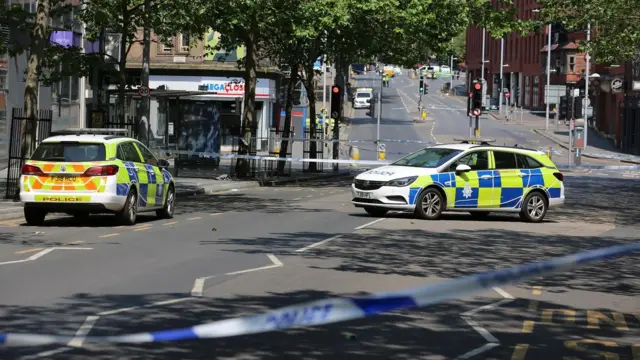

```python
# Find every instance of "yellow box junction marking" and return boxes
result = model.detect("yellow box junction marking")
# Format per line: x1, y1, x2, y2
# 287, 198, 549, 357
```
15, 248, 44, 254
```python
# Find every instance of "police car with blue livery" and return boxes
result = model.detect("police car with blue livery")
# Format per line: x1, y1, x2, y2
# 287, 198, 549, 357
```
351, 142, 565, 222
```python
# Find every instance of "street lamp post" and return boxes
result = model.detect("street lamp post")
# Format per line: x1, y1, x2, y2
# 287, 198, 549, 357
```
322, 54, 327, 141
450, 55, 457, 92
499, 38, 504, 115
584, 22, 591, 150
533, 9, 552, 131
481, 28, 486, 92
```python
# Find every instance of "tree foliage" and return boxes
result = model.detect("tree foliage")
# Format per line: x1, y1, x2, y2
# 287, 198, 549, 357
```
537, 0, 640, 63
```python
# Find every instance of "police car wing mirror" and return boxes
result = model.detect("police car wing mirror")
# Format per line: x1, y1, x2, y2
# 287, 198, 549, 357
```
455, 164, 471, 173
157, 158, 170, 169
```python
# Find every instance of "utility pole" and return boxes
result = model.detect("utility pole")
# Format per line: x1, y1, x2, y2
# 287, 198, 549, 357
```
499, 38, 504, 115
545, 23, 551, 131
322, 54, 327, 142
584, 22, 591, 150
140, 0, 151, 143
481, 28, 486, 109
376, 75, 382, 142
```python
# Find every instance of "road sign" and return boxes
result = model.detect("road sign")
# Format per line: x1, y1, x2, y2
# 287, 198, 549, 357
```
473, 109, 481, 116
138, 86, 151, 97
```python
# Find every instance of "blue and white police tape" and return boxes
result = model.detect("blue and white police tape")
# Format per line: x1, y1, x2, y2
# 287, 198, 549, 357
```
1, 241, 639, 347
265, 137, 436, 145
154, 149, 390, 166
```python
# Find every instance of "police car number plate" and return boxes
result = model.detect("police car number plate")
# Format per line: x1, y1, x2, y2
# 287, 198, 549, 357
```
355, 191, 372, 199
53, 175, 77, 182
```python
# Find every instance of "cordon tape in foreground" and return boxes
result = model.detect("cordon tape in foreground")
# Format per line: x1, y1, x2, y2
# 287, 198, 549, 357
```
1, 241, 639, 346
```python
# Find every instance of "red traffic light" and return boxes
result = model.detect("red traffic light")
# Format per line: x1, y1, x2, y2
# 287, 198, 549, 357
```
473, 83, 482, 90
332, 86, 340, 93
473, 109, 481, 116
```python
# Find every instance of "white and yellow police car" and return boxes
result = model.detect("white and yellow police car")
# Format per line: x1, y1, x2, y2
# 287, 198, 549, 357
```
351, 142, 565, 222
20, 129, 176, 226
353, 88, 374, 109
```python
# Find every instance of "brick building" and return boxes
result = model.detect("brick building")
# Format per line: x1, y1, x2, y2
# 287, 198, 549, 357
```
465, 1, 587, 111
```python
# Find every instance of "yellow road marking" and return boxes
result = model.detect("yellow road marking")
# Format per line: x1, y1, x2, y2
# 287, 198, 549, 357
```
210, 213, 223, 216
532, 286, 542, 295
15, 248, 44, 254
133, 226, 152, 232
521, 320, 535, 333
66, 241, 85, 245
187, 217, 202, 220
511, 344, 529, 360
99, 233, 120, 238
163, 221, 178, 226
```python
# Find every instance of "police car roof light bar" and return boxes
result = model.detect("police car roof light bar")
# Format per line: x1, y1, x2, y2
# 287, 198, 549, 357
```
453, 138, 497, 144
52, 128, 129, 136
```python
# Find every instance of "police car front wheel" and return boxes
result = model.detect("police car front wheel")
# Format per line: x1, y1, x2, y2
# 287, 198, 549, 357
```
520, 191, 548, 223
156, 185, 175, 219
415, 188, 444, 220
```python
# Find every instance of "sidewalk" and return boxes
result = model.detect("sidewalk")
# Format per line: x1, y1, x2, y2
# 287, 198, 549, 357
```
487, 108, 640, 165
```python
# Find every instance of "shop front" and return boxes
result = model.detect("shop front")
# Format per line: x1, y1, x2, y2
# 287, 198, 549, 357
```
148, 75, 277, 154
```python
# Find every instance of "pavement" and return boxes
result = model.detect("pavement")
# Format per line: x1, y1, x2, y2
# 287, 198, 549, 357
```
0, 71, 639, 360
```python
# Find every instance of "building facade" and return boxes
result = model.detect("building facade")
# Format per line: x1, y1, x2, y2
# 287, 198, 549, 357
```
465, 0, 587, 112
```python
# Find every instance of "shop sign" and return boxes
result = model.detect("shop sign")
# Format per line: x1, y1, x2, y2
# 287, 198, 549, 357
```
201, 79, 246, 93
611, 78, 624, 93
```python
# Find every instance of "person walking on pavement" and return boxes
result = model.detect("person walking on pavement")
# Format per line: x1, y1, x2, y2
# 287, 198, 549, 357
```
456, 71, 460, 80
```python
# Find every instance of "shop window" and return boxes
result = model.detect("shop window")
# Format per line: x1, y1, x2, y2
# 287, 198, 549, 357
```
532, 76, 540, 107
0, 72, 6, 90
524, 76, 530, 107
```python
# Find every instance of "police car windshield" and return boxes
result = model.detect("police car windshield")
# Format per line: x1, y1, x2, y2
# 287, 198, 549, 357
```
392, 148, 462, 168
356, 93, 371, 98
31, 142, 107, 162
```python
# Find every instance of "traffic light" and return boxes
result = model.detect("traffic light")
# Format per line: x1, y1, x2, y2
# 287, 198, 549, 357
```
330, 85, 341, 119
471, 79, 483, 116
419, 75, 424, 95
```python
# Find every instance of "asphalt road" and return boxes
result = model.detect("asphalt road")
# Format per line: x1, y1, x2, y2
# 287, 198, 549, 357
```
0, 72, 639, 359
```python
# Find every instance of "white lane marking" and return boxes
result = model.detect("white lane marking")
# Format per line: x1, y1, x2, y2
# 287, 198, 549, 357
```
67, 315, 100, 347
354, 218, 386, 230
20, 347, 72, 359
0, 247, 93, 266
292, 197, 302, 201
98, 297, 193, 316
295, 235, 342, 252
191, 254, 283, 297
454, 287, 515, 359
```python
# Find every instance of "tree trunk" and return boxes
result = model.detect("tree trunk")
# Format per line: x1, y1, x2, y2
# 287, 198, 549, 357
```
277, 65, 298, 174
303, 62, 318, 172
117, 15, 128, 126
235, 19, 258, 178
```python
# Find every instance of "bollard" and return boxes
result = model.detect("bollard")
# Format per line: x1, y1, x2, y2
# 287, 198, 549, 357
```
349, 145, 360, 168
377, 143, 386, 161
547, 147, 552, 160
421, 108, 428, 121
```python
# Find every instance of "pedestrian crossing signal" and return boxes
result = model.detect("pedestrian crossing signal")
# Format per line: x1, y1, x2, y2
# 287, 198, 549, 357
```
330, 86, 341, 118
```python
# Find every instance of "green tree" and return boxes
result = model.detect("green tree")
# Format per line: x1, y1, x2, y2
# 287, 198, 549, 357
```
537, 0, 640, 63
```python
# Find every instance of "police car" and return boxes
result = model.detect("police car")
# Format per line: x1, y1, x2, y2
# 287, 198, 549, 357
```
20, 129, 176, 226
351, 142, 565, 222
353, 88, 373, 109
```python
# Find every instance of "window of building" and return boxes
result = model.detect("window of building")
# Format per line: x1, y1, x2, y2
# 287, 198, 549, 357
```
533, 76, 540, 107
180, 33, 190, 52
159, 37, 173, 53
524, 76, 530, 107
568, 55, 576, 73
0, 71, 6, 90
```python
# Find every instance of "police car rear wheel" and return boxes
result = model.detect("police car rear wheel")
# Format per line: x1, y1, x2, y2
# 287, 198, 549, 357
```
24, 208, 46, 226
520, 191, 547, 223
156, 185, 175, 219
117, 190, 138, 225
364, 207, 388, 217
415, 188, 444, 220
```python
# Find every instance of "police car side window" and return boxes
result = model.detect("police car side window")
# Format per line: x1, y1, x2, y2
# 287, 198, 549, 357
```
449, 151, 489, 172
516, 154, 543, 169
493, 151, 517, 169
118, 142, 142, 163
136, 144, 158, 166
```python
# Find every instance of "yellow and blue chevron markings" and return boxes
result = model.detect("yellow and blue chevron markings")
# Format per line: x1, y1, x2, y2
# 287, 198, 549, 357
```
408, 167, 562, 209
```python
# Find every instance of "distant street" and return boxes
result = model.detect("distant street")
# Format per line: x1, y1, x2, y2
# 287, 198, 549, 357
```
0, 70, 639, 359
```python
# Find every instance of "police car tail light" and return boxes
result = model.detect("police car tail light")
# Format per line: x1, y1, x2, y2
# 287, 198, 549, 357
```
553, 172, 564, 181
21, 164, 44, 176
84, 165, 119, 176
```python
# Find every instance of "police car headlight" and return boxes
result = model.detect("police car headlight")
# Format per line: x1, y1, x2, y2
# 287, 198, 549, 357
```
385, 176, 417, 187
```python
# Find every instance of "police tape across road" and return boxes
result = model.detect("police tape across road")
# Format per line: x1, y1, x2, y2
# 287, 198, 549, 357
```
1, 241, 639, 347
153, 149, 640, 171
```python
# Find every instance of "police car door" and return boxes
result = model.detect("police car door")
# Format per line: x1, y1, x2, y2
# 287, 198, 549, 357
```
491, 151, 522, 208
447, 150, 492, 208
117, 142, 144, 203
134, 142, 164, 209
